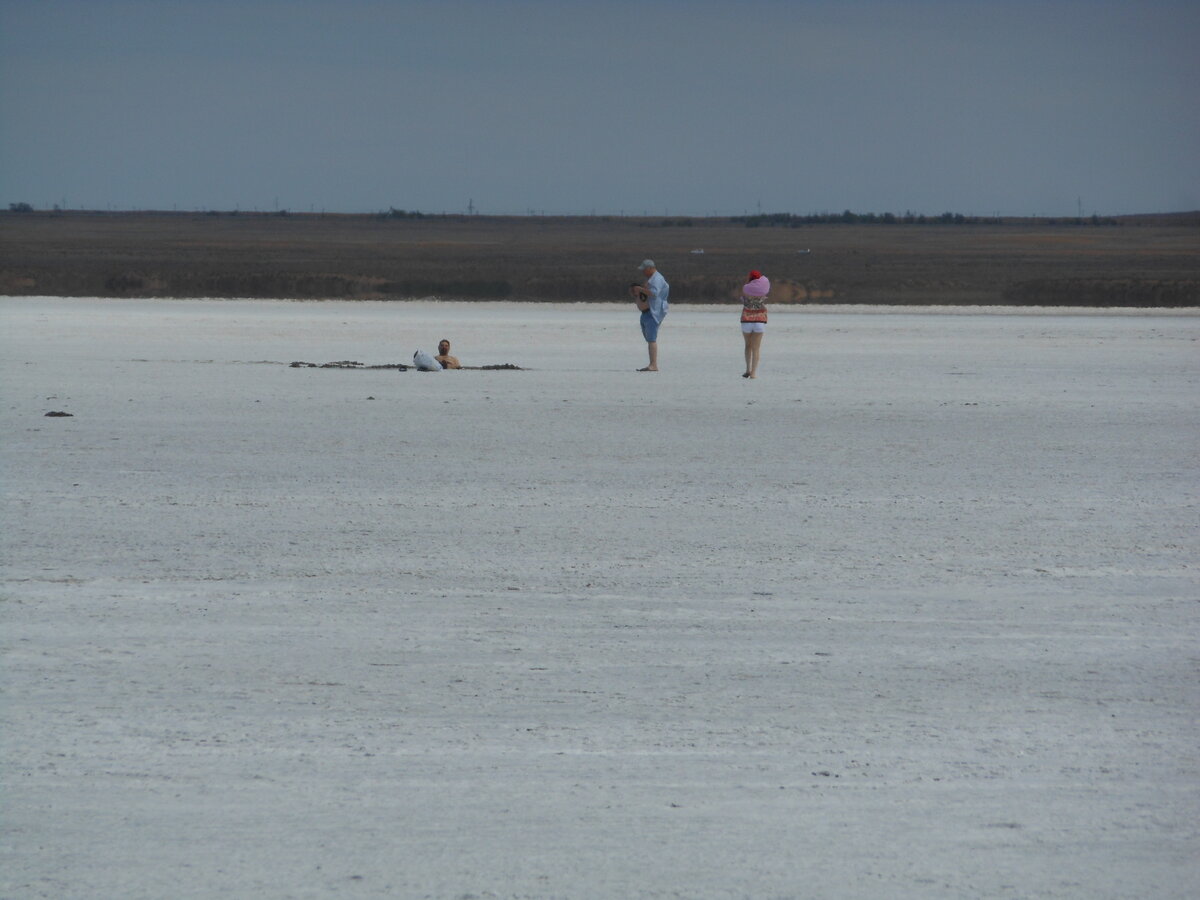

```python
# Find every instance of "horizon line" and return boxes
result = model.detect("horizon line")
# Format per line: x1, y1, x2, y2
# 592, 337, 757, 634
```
5, 205, 1199, 222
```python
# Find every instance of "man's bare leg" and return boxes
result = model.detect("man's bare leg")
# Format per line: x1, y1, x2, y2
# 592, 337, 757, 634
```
638, 341, 659, 372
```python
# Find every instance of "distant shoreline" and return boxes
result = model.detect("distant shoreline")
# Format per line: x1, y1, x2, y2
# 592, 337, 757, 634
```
7, 298, 1198, 319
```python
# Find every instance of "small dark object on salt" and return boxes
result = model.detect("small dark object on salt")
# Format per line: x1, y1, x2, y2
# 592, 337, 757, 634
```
45, 410, 74, 417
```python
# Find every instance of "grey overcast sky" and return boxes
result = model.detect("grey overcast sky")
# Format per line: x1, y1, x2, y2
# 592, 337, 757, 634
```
1, 0, 1196, 216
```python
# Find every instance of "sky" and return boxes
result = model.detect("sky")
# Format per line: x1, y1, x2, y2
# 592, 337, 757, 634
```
1, 0, 1197, 217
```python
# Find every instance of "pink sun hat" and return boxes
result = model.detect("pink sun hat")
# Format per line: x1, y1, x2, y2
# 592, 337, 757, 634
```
743, 271, 770, 297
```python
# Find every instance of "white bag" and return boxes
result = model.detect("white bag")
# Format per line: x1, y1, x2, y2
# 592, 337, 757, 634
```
412, 350, 442, 371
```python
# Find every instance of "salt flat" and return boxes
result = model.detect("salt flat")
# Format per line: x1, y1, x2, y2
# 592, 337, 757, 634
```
2, 298, 1197, 899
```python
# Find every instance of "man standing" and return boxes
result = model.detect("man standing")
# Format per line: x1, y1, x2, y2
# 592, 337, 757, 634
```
630, 258, 669, 371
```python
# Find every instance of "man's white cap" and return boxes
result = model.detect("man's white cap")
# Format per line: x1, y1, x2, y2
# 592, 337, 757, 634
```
638, 259, 656, 269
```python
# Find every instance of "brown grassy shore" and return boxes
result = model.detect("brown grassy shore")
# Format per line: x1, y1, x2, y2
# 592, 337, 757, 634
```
2, 210, 1197, 306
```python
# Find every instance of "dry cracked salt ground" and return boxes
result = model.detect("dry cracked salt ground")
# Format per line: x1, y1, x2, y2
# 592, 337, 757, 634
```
1, 297, 1197, 900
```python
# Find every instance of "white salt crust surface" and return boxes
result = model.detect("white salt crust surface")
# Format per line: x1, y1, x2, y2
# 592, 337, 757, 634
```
2, 298, 1198, 899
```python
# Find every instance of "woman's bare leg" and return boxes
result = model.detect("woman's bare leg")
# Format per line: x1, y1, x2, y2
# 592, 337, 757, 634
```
748, 331, 764, 378
743, 331, 754, 376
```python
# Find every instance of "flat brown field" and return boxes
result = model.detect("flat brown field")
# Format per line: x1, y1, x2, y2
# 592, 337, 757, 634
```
2, 211, 1197, 305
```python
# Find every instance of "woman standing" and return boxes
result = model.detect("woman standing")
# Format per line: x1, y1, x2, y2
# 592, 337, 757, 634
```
740, 270, 770, 378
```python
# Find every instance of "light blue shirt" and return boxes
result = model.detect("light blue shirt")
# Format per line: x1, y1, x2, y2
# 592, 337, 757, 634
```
646, 270, 669, 323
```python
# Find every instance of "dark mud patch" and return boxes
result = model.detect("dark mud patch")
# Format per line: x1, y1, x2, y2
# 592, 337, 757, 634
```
289, 360, 524, 371
290, 360, 409, 370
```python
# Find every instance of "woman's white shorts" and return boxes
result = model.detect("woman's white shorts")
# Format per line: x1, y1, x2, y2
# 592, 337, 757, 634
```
741, 322, 766, 334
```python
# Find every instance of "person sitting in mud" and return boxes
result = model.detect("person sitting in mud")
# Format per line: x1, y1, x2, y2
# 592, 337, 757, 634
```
435, 339, 461, 369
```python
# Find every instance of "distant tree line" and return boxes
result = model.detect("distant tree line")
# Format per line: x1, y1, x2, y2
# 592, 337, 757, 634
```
730, 211, 1122, 228
378, 208, 485, 221
0, 203, 1151, 227
203, 208, 291, 216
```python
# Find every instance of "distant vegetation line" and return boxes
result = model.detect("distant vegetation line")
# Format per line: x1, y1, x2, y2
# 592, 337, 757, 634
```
7, 202, 1199, 227
2, 209, 1197, 306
